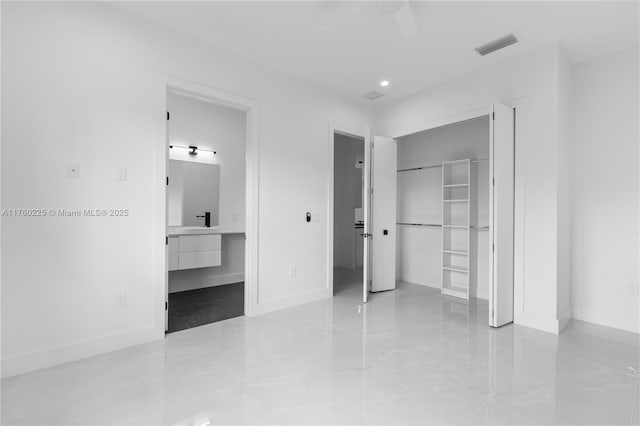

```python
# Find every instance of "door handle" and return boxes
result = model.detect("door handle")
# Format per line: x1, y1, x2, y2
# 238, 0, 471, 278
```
361, 233, 372, 238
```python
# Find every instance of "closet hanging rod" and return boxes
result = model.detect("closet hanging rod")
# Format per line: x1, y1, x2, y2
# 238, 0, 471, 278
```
397, 157, 489, 173
396, 223, 490, 230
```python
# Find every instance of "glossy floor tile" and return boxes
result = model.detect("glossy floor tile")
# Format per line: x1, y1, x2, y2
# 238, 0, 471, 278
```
2, 268, 639, 425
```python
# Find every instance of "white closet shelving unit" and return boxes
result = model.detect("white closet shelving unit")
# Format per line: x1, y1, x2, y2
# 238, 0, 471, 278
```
441, 159, 470, 300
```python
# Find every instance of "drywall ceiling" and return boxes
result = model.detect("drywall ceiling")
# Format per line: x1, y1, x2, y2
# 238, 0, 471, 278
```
113, 1, 639, 105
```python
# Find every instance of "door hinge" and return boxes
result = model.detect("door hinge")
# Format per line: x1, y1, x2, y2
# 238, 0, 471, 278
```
492, 112, 495, 120
492, 310, 494, 318
166, 176, 169, 186
492, 177, 495, 186
167, 111, 170, 121
165, 301, 168, 310
166, 236, 168, 245
492, 243, 495, 251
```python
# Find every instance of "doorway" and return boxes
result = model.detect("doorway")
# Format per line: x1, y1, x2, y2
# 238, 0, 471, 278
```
394, 104, 515, 327
165, 89, 247, 333
332, 132, 365, 298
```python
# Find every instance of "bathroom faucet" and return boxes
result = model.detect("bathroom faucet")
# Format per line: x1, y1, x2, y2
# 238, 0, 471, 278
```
196, 212, 211, 227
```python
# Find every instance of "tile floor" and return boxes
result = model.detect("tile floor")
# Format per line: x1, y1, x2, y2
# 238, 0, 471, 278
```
1, 268, 638, 425
168, 283, 244, 333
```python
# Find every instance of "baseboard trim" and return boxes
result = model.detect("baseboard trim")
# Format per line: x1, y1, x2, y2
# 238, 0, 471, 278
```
2, 324, 162, 379
515, 312, 562, 334
515, 310, 573, 335
572, 309, 639, 334
169, 272, 245, 293
558, 309, 572, 333
254, 288, 331, 316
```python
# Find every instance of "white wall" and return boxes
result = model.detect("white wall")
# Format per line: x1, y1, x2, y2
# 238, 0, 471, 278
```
396, 117, 490, 299
570, 47, 639, 333
1, 2, 371, 377
333, 134, 363, 269
375, 44, 567, 334
167, 92, 246, 232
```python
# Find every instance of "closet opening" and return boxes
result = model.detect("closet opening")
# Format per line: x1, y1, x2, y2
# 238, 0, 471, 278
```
394, 105, 514, 327
332, 132, 366, 298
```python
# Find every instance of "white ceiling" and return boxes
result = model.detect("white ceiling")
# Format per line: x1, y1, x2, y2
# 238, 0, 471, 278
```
114, 1, 639, 105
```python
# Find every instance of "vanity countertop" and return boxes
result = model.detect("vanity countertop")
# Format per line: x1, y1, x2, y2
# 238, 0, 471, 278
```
167, 226, 245, 236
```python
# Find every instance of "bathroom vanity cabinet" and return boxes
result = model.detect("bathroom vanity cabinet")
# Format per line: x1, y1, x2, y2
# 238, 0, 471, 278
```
168, 234, 222, 271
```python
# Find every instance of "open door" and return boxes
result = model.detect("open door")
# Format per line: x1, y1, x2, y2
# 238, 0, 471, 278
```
370, 135, 397, 292
489, 103, 515, 327
362, 129, 372, 303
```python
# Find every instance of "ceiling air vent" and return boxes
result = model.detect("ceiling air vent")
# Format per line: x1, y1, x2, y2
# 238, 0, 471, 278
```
475, 33, 518, 56
363, 91, 384, 100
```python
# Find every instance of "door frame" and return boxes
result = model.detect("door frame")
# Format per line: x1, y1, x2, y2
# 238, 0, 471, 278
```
154, 74, 260, 336
326, 124, 367, 299
389, 104, 516, 326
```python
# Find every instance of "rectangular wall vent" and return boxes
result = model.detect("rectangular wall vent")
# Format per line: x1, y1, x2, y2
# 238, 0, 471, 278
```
363, 91, 384, 100
475, 33, 518, 56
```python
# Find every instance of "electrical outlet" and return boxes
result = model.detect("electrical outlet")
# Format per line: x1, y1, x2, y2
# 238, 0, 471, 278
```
289, 266, 296, 278
232, 213, 239, 222
116, 167, 127, 181
311, 213, 320, 223
115, 292, 127, 308
630, 284, 638, 296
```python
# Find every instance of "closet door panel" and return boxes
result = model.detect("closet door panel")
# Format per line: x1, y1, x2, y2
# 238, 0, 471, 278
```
489, 103, 515, 327
371, 136, 397, 292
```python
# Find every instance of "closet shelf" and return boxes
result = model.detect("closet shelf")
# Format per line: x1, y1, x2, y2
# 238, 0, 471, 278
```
443, 265, 469, 273
442, 287, 469, 299
443, 249, 468, 255
441, 159, 471, 301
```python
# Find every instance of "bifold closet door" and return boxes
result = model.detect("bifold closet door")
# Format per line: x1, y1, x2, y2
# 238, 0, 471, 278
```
362, 129, 372, 303
489, 103, 515, 327
371, 136, 397, 292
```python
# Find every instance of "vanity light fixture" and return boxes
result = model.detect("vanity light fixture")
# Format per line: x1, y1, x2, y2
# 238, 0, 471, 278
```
380, 80, 390, 87
169, 145, 217, 155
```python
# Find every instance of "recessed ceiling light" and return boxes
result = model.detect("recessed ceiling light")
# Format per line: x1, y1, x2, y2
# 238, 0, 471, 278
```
380, 80, 390, 87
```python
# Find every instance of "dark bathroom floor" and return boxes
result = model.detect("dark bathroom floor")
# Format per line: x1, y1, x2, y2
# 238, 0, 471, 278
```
167, 282, 244, 333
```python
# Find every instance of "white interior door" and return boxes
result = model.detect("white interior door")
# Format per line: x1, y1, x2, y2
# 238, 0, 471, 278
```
489, 103, 515, 327
371, 136, 397, 292
362, 129, 372, 303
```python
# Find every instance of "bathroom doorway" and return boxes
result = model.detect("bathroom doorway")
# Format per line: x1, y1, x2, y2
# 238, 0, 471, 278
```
165, 89, 247, 333
331, 131, 365, 298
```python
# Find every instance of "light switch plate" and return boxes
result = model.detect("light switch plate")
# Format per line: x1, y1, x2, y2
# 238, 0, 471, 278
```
67, 163, 80, 179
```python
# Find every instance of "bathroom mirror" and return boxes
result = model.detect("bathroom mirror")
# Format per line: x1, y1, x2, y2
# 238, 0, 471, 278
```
167, 160, 220, 227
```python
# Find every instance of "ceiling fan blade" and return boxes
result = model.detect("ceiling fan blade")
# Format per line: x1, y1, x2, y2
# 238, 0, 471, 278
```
394, 1, 418, 38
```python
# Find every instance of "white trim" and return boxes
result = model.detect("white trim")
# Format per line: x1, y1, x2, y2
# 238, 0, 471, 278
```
391, 106, 490, 139
252, 288, 332, 316
572, 309, 639, 334
515, 312, 562, 334
327, 124, 366, 299
558, 309, 572, 333
156, 74, 260, 326
514, 311, 572, 335
2, 325, 158, 378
